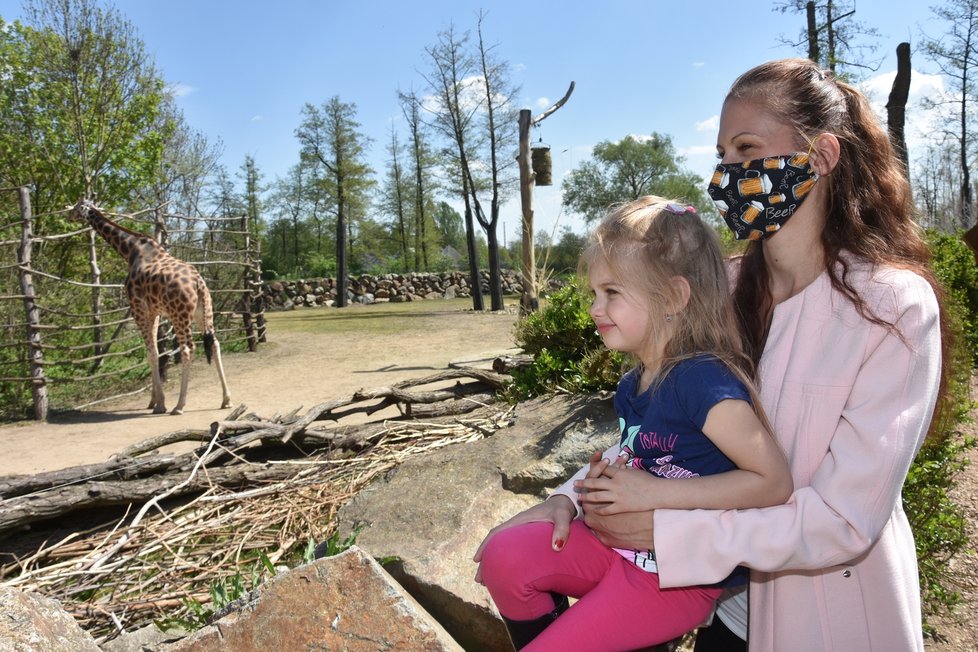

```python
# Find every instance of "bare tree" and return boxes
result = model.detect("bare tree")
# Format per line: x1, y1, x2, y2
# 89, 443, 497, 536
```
468, 11, 520, 311
381, 126, 412, 271
775, 0, 882, 75
399, 89, 438, 271
421, 25, 485, 310
922, 0, 978, 227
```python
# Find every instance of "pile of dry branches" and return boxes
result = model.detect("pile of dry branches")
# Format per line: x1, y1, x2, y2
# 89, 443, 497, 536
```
0, 367, 514, 642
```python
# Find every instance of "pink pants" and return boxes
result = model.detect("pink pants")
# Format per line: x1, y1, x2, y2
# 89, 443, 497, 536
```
479, 520, 721, 651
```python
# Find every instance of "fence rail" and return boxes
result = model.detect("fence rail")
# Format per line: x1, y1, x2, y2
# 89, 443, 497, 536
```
0, 189, 266, 421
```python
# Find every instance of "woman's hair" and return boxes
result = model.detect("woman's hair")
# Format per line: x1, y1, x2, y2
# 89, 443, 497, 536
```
725, 58, 949, 398
579, 195, 756, 389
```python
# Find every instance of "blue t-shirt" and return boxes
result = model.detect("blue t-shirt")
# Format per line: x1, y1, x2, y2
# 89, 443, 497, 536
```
613, 356, 751, 586
615, 356, 751, 478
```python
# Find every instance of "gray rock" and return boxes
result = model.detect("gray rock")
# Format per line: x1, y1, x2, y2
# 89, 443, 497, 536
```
161, 547, 461, 652
0, 586, 100, 652
336, 393, 618, 651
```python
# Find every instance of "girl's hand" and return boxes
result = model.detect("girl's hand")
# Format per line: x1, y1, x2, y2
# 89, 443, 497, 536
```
472, 494, 576, 584
575, 459, 661, 514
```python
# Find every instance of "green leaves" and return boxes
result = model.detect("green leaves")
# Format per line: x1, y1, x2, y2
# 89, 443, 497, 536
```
507, 279, 624, 398
561, 133, 710, 224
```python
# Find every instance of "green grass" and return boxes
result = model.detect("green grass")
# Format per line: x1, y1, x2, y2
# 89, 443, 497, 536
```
263, 297, 518, 336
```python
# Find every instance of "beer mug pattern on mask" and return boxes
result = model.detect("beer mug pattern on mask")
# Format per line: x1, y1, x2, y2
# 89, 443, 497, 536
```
707, 152, 819, 241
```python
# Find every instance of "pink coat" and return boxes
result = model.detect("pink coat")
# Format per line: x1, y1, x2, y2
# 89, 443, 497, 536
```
653, 262, 941, 651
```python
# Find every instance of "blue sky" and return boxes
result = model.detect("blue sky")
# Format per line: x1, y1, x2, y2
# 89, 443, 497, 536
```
0, 1, 951, 242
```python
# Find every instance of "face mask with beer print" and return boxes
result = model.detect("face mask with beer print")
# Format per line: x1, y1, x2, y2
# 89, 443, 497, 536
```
707, 152, 819, 241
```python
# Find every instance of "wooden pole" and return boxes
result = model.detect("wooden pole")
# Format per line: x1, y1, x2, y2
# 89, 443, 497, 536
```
17, 187, 48, 420
518, 82, 575, 314
153, 205, 170, 379
518, 109, 537, 314
242, 213, 257, 352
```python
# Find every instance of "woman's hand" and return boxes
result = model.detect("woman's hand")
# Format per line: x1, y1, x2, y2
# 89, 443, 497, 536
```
472, 494, 577, 584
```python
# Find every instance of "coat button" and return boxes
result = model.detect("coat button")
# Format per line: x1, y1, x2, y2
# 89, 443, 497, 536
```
842, 569, 851, 578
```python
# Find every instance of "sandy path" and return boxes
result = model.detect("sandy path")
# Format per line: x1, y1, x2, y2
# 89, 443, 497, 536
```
0, 308, 520, 476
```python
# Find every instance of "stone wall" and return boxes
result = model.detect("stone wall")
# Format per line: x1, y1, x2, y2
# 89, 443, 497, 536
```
260, 269, 563, 310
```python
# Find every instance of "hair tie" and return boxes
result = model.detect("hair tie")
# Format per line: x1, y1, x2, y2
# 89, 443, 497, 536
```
664, 202, 696, 215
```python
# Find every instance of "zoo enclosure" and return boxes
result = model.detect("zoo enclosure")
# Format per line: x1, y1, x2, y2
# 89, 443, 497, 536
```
1, 188, 265, 421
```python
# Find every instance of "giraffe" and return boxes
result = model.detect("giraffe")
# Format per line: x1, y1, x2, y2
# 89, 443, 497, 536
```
72, 199, 231, 415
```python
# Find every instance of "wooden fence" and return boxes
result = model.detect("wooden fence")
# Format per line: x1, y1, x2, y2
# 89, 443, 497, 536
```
0, 188, 265, 421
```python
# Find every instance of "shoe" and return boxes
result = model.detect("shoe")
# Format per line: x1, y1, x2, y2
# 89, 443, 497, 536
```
501, 593, 569, 650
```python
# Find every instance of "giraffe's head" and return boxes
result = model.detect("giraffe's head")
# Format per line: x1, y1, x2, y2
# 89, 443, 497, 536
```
71, 198, 98, 222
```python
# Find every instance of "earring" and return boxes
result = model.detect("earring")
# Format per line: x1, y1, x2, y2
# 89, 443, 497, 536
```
665, 314, 673, 322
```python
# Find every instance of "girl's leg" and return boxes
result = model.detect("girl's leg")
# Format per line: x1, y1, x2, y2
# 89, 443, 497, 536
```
479, 520, 619, 620
525, 562, 722, 652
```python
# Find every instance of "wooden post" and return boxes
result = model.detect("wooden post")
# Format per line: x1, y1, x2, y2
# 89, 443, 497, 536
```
17, 187, 48, 420
241, 213, 257, 352
518, 82, 575, 314
153, 205, 170, 379
518, 109, 537, 315
254, 239, 267, 343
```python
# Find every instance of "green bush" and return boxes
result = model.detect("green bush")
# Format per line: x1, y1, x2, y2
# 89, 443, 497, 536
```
507, 278, 624, 399
907, 230, 978, 635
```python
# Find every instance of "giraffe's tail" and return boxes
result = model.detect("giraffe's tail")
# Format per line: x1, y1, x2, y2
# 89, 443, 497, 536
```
199, 276, 216, 365
203, 332, 215, 364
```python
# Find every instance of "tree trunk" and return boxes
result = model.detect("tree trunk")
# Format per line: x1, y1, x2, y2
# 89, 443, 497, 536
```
806, 1, 820, 64
887, 43, 912, 178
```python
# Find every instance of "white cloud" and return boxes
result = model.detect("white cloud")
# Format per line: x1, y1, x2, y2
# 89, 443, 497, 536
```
696, 115, 719, 132
168, 83, 195, 98
536, 96, 551, 109
692, 61, 705, 68
860, 69, 950, 161
251, 115, 264, 122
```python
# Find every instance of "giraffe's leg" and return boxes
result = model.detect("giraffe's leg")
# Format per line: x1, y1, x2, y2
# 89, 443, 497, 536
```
171, 319, 194, 415
209, 334, 231, 408
141, 315, 167, 413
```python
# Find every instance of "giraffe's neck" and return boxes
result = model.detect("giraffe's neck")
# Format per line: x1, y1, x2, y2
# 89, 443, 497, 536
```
85, 208, 158, 263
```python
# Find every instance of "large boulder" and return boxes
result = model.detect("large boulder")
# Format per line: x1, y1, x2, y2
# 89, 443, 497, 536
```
161, 546, 461, 652
0, 586, 99, 652
336, 393, 618, 651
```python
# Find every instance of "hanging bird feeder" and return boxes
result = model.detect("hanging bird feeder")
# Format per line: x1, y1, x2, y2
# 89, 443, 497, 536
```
531, 140, 553, 186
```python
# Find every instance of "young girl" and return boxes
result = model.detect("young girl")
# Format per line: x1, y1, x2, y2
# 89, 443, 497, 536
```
474, 196, 793, 651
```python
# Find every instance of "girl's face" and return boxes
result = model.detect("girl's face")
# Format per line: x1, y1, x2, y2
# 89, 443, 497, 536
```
715, 98, 800, 164
588, 259, 657, 362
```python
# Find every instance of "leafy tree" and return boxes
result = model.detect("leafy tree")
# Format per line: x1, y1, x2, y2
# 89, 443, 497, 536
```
543, 227, 587, 277
295, 97, 374, 306
240, 155, 264, 241
561, 134, 708, 224
0, 0, 166, 215
379, 126, 413, 272
398, 89, 440, 271
432, 201, 465, 254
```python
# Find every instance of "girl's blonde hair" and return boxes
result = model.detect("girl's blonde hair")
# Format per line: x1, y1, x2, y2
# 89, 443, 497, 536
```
580, 195, 759, 397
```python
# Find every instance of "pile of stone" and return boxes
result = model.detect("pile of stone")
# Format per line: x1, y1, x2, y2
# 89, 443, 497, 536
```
260, 270, 562, 310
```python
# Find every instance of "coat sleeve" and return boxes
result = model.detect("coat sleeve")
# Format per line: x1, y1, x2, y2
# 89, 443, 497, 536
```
550, 442, 623, 518
654, 272, 942, 588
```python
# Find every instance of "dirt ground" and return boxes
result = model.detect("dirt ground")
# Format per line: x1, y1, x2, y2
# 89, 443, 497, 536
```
0, 307, 521, 477
0, 304, 975, 648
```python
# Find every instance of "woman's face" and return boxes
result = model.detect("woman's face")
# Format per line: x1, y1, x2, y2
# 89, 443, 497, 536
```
715, 98, 800, 165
